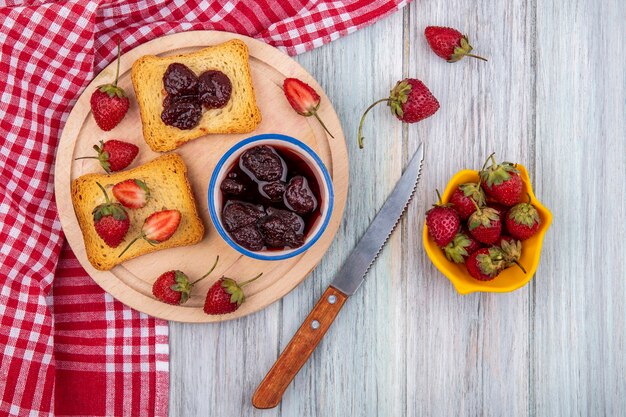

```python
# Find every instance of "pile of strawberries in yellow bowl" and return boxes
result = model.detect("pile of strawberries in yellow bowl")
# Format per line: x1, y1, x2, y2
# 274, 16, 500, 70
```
423, 154, 552, 294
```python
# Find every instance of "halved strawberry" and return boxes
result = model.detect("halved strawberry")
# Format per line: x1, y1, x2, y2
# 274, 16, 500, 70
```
283, 78, 334, 138
118, 209, 181, 257
112, 179, 151, 209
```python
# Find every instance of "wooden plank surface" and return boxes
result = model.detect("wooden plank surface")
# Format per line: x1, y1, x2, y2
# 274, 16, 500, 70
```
169, 0, 626, 415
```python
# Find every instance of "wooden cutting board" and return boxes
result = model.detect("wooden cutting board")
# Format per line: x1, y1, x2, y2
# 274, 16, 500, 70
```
54, 31, 348, 323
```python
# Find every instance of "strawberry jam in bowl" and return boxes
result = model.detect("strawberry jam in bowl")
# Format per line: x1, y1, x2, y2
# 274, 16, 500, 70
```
208, 134, 334, 260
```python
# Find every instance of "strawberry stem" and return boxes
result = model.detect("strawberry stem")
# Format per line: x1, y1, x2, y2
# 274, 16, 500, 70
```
481, 152, 496, 171
114, 37, 121, 87
466, 53, 488, 62
435, 189, 443, 205
118, 235, 141, 258
311, 110, 335, 139
95, 182, 110, 204
75, 156, 99, 161
191, 256, 220, 285
357, 98, 390, 149
513, 260, 527, 274
239, 272, 263, 287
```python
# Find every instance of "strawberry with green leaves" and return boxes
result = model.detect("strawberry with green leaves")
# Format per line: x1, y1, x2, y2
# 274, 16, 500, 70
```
112, 179, 150, 209
118, 209, 181, 257
75, 139, 138, 174
90, 40, 129, 131
449, 182, 485, 220
426, 191, 461, 247
357, 78, 439, 148
442, 230, 482, 263
506, 196, 542, 240
467, 203, 502, 244
92, 182, 130, 248
203, 272, 263, 315
283, 78, 334, 138
152, 256, 219, 305
424, 26, 487, 63
479, 153, 523, 206
466, 247, 505, 281
497, 238, 527, 273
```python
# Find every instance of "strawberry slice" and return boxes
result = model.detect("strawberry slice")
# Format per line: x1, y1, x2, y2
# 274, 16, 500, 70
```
112, 179, 150, 209
118, 209, 181, 257
283, 78, 334, 138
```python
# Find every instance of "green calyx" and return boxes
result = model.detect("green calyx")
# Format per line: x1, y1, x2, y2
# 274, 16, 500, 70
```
170, 271, 192, 304
443, 233, 472, 263
94, 140, 111, 173
476, 247, 506, 276
459, 182, 486, 207
221, 272, 263, 306
479, 153, 520, 188
448, 36, 488, 63
508, 201, 540, 227
92, 182, 127, 222
388, 80, 412, 119
499, 239, 527, 274
134, 179, 151, 200
468, 206, 500, 230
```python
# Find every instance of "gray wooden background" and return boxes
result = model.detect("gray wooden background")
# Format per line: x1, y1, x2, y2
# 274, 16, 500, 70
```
169, 0, 626, 415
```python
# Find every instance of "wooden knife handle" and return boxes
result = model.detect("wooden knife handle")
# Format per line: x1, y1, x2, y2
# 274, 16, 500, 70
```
252, 285, 348, 409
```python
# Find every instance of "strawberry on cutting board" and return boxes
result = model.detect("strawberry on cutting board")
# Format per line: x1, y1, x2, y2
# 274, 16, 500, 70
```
283, 78, 335, 138
152, 256, 219, 305
75, 139, 139, 174
424, 26, 487, 62
91, 40, 129, 131
92, 182, 130, 248
357, 78, 439, 148
204, 273, 263, 315
112, 179, 151, 209
118, 209, 181, 257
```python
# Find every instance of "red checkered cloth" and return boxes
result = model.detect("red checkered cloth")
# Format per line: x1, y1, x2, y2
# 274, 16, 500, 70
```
0, 0, 407, 416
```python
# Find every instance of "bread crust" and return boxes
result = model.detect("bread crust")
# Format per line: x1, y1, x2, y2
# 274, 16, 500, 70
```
71, 154, 205, 270
131, 39, 261, 152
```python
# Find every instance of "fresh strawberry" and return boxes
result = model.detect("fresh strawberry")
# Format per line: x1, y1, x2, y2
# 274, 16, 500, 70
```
467, 205, 502, 244
465, 247, 505, 281
357, 78, 439, 148
426, 191, 460, 246
479, 153, 523, 206
442, 230, 482, 263
506, 198, 541, 240
92, 182, 129, 247
497, 238, 527, 273
283, 78, 334, 138
488, 203, 509, 233
424, 26, 487, 62
90, 40, 129, 131
449, 182, 485, 220
112, 179, 151, 209
203, 273, 263, 315
75, 139, 138, 174
118, 209, 181, 257
495, 234, 515, 247
152, 256, 219, 305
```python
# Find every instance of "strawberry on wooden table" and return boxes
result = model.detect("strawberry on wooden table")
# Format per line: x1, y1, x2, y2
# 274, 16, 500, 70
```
283, 78, 335, 138
152, 256, 219, 305
90, 40, 129, 131
479, 153, 523, 206
75, 139, 138, 173
449, 182, 485, 220
465, 247, 505, 281
112, 179, 151, 209
92, 182, 130, 248
358, 78, 439, 148
203, 272, 263, 315
118, 209, 181, 257
424, 26, 487, 62
426, 191, 460, 247
506, 196, 542, 240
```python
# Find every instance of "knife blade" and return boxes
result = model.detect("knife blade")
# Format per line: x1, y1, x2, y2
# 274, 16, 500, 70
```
252, 143, 425, 409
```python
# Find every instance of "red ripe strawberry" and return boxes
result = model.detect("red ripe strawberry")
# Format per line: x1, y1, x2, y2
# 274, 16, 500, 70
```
75, 140, 138, 174
118, 209, 181, 257
479, 153, 523, 206
152, 256, 219, 305
283, 78, 334, 138
203, 273, 263, 315
488, 203, 509, 233
465, 247, 505, 281
424, 26, 487, 62
449, 182, 485, 220
90, 40, 129, 131
497, 238, 527, 273
426, 191, 460, 247
506, 198, 541, 240
357, 78, 439, 148
442, 230, 482, 263
112, 179, 150, 209
92, 182, 129, 247
468, 206, 502, 244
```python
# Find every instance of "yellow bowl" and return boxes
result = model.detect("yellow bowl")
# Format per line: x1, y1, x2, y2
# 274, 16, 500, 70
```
423, 164, 552, 294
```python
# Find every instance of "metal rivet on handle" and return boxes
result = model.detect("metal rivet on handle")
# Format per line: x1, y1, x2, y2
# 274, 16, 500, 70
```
328, 295, 337, 304
311, 320, 320, 330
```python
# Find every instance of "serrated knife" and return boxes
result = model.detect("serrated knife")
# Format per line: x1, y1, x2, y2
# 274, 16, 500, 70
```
252, 143, 425, 409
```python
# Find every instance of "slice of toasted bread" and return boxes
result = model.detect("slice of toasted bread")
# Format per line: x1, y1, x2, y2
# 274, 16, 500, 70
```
71, 154, 205, 270
131, 39, 261, 152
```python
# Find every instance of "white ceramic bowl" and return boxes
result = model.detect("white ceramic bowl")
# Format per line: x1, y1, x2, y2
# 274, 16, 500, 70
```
208, 133, 334, 260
